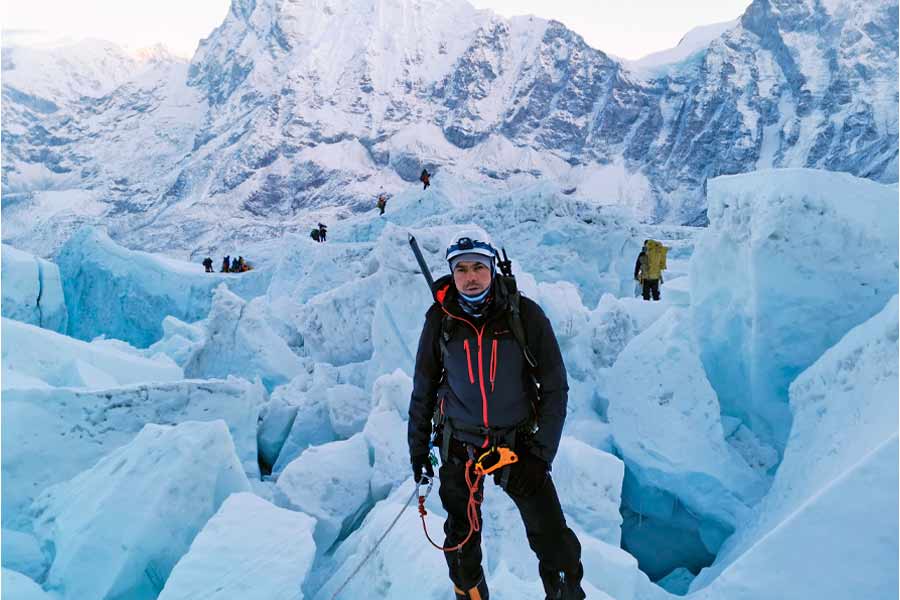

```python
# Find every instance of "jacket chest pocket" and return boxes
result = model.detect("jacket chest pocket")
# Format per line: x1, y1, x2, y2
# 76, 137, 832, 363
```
487, 328, 517, 393
446, 335, 479, 387
446, 327, 518, 393
463, 339, 475, 384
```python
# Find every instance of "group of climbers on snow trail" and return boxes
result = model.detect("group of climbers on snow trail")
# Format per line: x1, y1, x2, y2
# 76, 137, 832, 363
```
310, 222, 328, 242
634, 239, 668, 301
407, 230, 586, 600
203, 255, 252, 273
201, 256, 252, 273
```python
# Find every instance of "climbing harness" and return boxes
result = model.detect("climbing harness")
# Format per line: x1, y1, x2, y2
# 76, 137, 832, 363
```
416, 444, 518, 552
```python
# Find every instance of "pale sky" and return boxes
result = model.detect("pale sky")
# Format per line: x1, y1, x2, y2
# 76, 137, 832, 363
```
1, 0, 751, 60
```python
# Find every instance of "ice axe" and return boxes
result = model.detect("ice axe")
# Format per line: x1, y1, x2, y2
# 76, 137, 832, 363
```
408, 233, 436, 300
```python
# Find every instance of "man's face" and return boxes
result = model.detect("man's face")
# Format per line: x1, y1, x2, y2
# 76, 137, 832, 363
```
453, 260, 492, 296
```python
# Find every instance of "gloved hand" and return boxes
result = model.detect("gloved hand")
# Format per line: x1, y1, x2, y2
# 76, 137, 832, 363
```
411, 453, 434, 483
504, 452, 549, 497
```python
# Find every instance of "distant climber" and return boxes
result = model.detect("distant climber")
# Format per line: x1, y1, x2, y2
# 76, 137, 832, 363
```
231, 257, 240, 272
420, 168, 431, 190
377, 193, 387, 215
634, 239, 668, 301
237, 256, 247, 272
221, 256, 231, 273
318, 223, 328, 242
202, 257, 214, 273
310, 228, 321, 242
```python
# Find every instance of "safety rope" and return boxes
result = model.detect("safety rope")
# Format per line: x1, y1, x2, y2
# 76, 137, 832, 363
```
331, 448, 514, 597
329, 485, 418, 600
418, 459, 484, 552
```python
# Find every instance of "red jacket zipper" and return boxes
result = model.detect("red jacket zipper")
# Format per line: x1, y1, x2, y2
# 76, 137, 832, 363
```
489, 339, 498, 392
463, 339, 475, 384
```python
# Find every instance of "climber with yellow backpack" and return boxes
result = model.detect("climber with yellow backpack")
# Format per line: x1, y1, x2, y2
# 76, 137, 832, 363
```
634, 239, 668, 301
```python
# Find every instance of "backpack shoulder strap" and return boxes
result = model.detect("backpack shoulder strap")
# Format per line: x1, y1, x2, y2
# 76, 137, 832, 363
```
504, 283, 541, 431
497, 275, 538, 371
439, 313, 455, 364
508, 291, 538, 371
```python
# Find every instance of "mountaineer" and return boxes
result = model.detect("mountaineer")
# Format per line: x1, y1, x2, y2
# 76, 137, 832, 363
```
634, 239, 668, 301
408, 230, 585, 600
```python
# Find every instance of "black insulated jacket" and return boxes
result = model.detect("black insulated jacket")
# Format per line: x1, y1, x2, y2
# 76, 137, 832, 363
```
408, 275, 569, 464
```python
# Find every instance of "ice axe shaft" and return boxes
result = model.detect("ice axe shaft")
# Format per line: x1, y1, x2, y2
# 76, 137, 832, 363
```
408, 234, 436, 300
497, 248, 513, 277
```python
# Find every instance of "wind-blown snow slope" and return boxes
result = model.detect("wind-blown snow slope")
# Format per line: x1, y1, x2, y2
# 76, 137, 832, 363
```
2, 40, 152, 106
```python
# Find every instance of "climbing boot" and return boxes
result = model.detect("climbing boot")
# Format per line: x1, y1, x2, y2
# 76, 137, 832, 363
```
454, 576, 489, 600
541, 564, 586, 600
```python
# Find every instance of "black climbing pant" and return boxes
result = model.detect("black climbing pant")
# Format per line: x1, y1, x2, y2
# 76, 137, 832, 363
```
642, 278, 660, 301
438, 442, 584, 598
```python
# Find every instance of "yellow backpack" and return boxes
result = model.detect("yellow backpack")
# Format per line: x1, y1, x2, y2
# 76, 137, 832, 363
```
644, 240, 668, 279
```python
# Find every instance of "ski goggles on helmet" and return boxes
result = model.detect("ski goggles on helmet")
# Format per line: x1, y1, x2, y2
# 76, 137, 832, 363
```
446, 236, 497, 262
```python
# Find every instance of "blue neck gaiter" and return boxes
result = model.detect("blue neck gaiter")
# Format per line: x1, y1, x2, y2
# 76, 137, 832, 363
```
457, 286, 492, 319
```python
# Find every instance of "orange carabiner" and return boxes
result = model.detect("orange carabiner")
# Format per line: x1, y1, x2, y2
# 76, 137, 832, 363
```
474, 446, 518, 476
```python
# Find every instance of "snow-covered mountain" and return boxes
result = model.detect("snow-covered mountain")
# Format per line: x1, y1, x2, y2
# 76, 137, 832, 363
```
2, 0, 897, 257
2, 39, 148, 106
2, 1, 898, 597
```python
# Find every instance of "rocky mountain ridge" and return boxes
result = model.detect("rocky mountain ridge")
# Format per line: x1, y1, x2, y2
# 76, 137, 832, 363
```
2, 0, 896, 256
